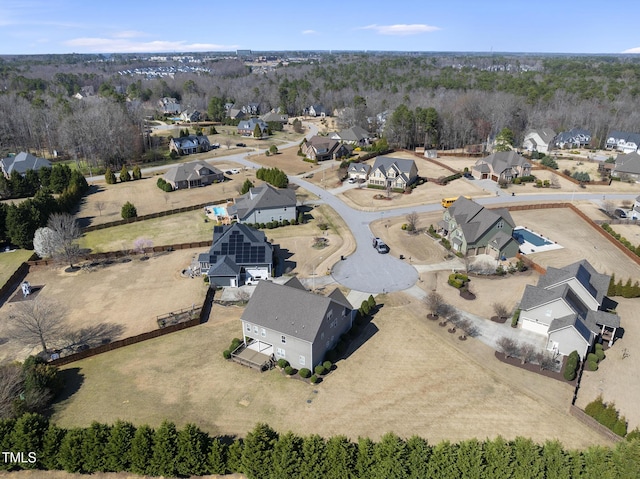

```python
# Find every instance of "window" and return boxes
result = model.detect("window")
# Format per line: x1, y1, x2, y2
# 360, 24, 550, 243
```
245, 323, 251, 332
254, 326, 258, 334
326, 310, 333, 321
276, 348, 285, 358
299, 355, 306, 366
281, 335, 286, 344
497, 220, 504, 229
261, 328, 266, 337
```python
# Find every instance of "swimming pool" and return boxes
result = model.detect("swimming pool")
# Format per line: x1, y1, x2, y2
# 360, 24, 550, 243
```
213, 206, 227, 216
513, 227, 552, 247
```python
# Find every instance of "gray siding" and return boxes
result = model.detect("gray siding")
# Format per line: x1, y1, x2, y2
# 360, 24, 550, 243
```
310, 301, 353, 367
245, 206, 296, 224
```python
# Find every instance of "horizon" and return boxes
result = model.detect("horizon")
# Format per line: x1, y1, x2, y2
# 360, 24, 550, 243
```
2, 0, 639, 56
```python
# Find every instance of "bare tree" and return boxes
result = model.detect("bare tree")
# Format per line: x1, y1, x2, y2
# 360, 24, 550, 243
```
602, 200, 616, 216
7, 297, 67, 353
95, 200, 105, 216
235, 290, 250, 303
492, 302, 509, 320
425, 291, 445, 317
496, 336, 520, 358
520, 343, 537, 364
224, 137, 233, 150
405, 211, 419, 234
0, 363, 23, 419
538, 352, 557, 371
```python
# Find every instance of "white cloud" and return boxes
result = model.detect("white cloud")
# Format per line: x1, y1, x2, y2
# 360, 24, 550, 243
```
359, 23, 440, 36
622, 47, 640, 54
302, 30, 317, 35
64, 37, 238, 53
113, 30, 147, 39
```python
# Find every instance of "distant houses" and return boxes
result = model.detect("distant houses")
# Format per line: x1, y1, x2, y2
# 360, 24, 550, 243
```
158, 97, 181, 115
367, 156, 418, 190
472, 151, 531, 182
162, 161, 224, 189
605, 130, 640, 154
237, 118, 269, 138
554, 128, 591, 149
169, 135, 211, 155
301, 136, 352, 162
0, 152, 51, 179
522, 129, 556, 155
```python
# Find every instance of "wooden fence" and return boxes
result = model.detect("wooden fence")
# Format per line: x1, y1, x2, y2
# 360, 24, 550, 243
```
569, 405, 623, 443
515, 253, 546, 275
49, 287, 215, 367
531, 165, 611, 186
81, 198, 228, 233
0, 262, 31, 305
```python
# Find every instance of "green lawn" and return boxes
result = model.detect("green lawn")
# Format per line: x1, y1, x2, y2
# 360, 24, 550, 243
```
0, 249, 34, 286
79, 210, 214, 253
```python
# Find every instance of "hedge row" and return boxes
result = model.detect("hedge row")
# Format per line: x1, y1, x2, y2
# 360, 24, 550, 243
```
585, 396, 628, 437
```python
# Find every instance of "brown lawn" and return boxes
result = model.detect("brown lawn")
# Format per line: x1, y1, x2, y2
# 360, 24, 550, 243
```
52, 293, 611, 449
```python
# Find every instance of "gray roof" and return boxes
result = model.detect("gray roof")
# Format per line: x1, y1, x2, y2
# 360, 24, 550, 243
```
448, 197, 515, 244
170, 135, 210, 149
336, 126, 371, 142
519, 284, 565, 311
208, 256, 240, 277
371, 155, 416, 176
241, 279, 352, 342
475, 151, 530, 175
548, 314, 594, 343
204, 223, 272, 270
614, 151, 640, 175
234, 183, 296, 221
538, 260, 610, 304
238, 118, 268, 132
555, 128, 591, 145
348, 163, 371, 174
526, 129, 556, 145
586, 310, 620, 329
607, 130, 640, 146
1, 152, 51, 176
261, 111, 289, 123
163, 161, 222, 184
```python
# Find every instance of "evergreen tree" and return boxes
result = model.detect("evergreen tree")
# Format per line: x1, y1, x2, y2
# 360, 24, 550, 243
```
567, 449, 585, 478
130, 424, 154, 475
611, 439, 640, 479
406, 435, 431, 479
150, 420, 178, 477
176, 423, 209, 477
622, 278, 633, 298
104, 420, 136, 472
132, 165, 142, 180
512, 437, 543, 479
270, 431, 303, 479
300, 434, 327, 479
207, 438, 228, 475
226, 439, 244, 474
58, 428, 86, 473
615, 279, 623, 297
356, 436, 376, 478
9, 413, 48, 469
367, 294, 376, 310
104, 167, 116, 184
40, 423, 66, 470
49, 164, 72, 193
0, 419, 16, 457
324, 435, 356, 479
254, 124, 263, 138
119, 165, 131, 182
81, 421, 111, 472
371, 432, 409, 479
483, 437, 512, 479
240, 179, 254, 195
456, 438, 485, 479
426, 440, 459, 478
541, 440, 571, 479
582, 445, 615, 478
121, 201, 137, 219
242, 423, 278, 479
607, 273, 616, 296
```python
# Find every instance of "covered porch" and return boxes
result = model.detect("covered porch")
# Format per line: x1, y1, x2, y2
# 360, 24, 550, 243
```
231, 339, 274, 371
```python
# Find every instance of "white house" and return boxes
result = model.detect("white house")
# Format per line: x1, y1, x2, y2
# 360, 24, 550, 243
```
522, 129, 556, 155
605, 130, 640, 154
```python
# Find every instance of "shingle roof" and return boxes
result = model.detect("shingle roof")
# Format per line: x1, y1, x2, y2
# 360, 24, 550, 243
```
614, 151, 640, 175
371, 156, 416, 176
519, 284, 565, 311
163, 161, 222, 184
1, 152, 51, 176
448, 197, 515, 244
241, 279, 352, 342
475, 151, 530, 176
555, 128, 591, 145
336, 126, 370, 142
204, 223, 272, 269
548, 314, 594, 343
586, 310, 620, 329
348, 163, 371, 174
607, 130, 640, 146
233, 183, 296, 221
526, 129, 556, 145
538, 260, 609, 304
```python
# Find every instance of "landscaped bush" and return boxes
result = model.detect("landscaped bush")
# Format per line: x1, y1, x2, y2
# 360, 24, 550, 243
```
540, 157, 559, 169
595, 345, 606, 362
448, 273, 469, 289
441, 238, 451, 250
299, 368, 311, 379
277, 359, 289, 369
223, 350, 231, 359
310, 374, 319, 384
284, 366, 294, 375
314, 365, 326, 376
587, 353, 599, 364
585, 396, 628, 436
563, 351, 580, 381
587, 360, 598, 371
519, 175, 536, 183
511, 309, 521, 328
156, 177, 173, 192
323, 361, 332, 371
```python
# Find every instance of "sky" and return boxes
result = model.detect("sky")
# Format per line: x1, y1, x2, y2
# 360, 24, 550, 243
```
1, 0, 639, 56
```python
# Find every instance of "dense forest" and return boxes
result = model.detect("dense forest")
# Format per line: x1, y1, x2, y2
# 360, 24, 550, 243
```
1, 53, 640, 168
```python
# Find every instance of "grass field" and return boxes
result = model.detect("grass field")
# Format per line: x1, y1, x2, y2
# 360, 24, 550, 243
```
0, 249, 33, 286
52, 295, 611, 449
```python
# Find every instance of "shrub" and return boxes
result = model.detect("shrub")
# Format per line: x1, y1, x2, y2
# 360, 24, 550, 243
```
585, 396, 606, 418
284, 366, 294, 375
310, 374, 319, 384
314, 365, 326, 376
495, 265, 506, 276
277, 359, 289, 369
587, 353, 599, 364
299, 368, 311, 379
223, 350, 231, 360
323, 361, 332, 371
613, 419, 628, 437
511, 309, 521, 327
230, 338, 241, 350
440, 238, 451, 250
132, 165, 142, 180
563, 367, 576, 381
105, 167, 117, 184
121, 201, 137, 219
540, 156, 559, 169
626, 427, 640, 441
587, 360, 598, 371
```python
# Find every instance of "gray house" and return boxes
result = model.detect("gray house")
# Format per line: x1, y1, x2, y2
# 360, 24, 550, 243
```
612, 151, 640, 181
554, 128, 591, 149
302, 136, 352, 161
348, 162, 371, 181
169, 135, 211, 155
330, 126, 373, 146
522, 129, 556, 155
519, 260, 620, 358
605, 130, 640, 153
163, 161, 224, 189
439, 196, 520, 258
240, 277, 355, 370
229, 183, 297, 224
198, 223, 273, 287
0, 152, 51, 178
367, 156, 418, 190
472, 151, 531, 182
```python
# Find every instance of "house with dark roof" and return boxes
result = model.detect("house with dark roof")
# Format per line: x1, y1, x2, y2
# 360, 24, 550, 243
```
162, 161, 224, 190
0, 152, 51, 179
519, 260, 620, 358
554, 128, 591, 149
306, 104, 327, 117
229, 183, 297, 224
605, 130, 640, 153
180, 110, 201, 123
347, 162, 371, 181
330, 126, 373, 146
472, 151, 531, 182
522, 129, 556, 155
238, 277, 355, 370
169, 135, 211, 155
158, 97, 181, 115
198, 223, 273, 287
260, 110, 289, 124
237, 118, 269, 137
612, 151, 640, 180
367, 156, 418, 190
439, 196, 519, 258
301, 136, 352, 161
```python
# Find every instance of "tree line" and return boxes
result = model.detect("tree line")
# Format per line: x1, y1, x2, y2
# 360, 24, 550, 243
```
0, 419, 638, 477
